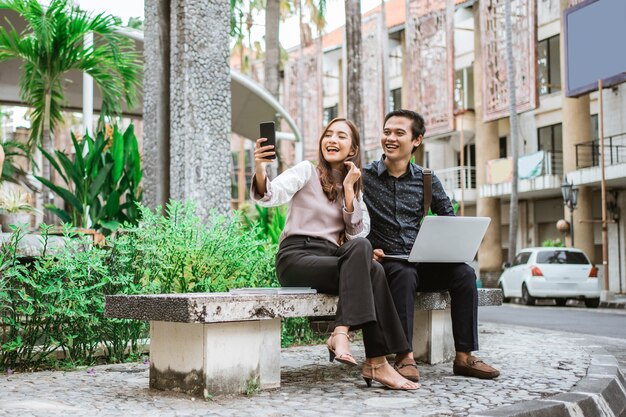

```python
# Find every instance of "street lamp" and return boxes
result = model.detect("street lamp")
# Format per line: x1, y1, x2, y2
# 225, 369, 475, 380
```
561, 178, 579, 246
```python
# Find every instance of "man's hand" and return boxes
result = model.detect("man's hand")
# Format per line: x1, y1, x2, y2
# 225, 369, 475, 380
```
373, 248, 385, 262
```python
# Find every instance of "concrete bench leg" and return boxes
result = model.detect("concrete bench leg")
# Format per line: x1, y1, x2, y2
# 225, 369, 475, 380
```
149, 318, 281, 396
412, 308, 455, 364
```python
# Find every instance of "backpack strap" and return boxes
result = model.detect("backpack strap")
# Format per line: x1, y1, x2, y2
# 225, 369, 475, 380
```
423, 168, 432, 217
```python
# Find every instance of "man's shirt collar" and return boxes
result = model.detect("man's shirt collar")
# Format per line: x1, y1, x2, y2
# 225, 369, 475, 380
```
375, 155, 417, 177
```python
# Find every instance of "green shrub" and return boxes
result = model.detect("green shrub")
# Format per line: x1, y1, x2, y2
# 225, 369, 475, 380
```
109, 201, 278, 293
542, 238, 565, 247
0, 225, 146, 371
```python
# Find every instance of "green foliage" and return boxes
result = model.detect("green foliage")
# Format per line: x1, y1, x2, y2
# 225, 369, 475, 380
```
244, 204, 287, 245
542, 238, 565, 247
0, 201, 281, 371
35, 124, 142, 233
110, 201, 277, 293
0, 140, 36, 190
0, 224, 147, 371
0, 0, 141, 147
280, 317, 325, 348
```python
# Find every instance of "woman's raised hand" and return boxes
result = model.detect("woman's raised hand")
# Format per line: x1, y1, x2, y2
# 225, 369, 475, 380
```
254, 138, 275, 194
254, 138, 276, 168
343, 161, 361, 190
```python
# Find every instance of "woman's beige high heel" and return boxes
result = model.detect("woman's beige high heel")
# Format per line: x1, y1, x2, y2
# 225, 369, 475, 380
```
326, 332, 357, 366
361, 360, 420, 390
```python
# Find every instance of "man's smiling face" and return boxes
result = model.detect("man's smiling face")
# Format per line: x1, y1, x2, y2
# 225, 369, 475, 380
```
381, 116, 422, 162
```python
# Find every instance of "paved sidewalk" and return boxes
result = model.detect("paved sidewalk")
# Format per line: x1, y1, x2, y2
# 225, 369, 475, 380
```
0, 322, 595, 417
601, 294, 626, 309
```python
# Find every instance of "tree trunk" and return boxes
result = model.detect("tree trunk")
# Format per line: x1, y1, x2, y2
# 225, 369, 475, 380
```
504, 0, 519, 263
264, 0, 280, 99
345, 0, 364, 160
42, 89, 53, 224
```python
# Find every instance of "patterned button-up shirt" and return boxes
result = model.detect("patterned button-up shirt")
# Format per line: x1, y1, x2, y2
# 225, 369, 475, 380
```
363, 156, 454, 255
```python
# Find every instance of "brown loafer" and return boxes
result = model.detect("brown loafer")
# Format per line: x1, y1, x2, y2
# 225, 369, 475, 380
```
453, 356, 500, 379
393, 360, 420, 382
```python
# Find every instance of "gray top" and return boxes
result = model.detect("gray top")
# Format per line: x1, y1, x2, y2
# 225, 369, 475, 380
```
251, 161, 369, 246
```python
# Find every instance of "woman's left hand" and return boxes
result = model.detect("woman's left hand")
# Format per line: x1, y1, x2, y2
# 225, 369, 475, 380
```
343, 161, 361, 190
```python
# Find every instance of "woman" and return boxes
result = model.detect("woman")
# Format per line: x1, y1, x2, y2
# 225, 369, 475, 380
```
252, 118, 418, 391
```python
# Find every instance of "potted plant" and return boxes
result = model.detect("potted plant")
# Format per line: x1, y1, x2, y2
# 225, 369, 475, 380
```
0, 188, 37, 232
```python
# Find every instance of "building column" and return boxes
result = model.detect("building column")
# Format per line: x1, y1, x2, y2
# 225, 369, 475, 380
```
473, 4, 502, 285
144, 0, 232, 219
143, 0, 171, 210
560, 0, 594, 259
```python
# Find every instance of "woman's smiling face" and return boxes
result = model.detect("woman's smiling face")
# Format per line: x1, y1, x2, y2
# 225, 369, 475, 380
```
320, 120, 354, 168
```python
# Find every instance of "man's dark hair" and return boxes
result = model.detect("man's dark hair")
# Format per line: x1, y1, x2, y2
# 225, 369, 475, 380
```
383, 109, 426, 141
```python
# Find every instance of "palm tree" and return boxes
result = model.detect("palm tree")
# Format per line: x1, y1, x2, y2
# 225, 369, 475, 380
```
0, 0, 141, 219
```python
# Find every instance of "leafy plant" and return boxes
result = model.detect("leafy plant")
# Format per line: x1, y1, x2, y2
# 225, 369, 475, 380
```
0, 188, 37, 213
109, 201, 277, 294
35, 124, 142, 233
0, 0, 141, 213
542, 238, 565, 247
1, 140, 36, 190
244, 204, 287, 245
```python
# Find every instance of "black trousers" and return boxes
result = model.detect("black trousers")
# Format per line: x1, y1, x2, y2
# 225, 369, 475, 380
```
276, 236, 410, 358
381, 260, 479, 353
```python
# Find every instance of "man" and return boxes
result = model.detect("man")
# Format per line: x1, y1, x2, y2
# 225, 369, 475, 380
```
363, 109, 499, 381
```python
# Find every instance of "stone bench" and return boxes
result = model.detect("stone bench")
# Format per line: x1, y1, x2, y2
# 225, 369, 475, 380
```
104, 288, 502, 396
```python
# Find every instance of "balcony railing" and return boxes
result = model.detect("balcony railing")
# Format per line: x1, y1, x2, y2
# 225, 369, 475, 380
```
575, 133, 626, 169
542, 151, 563, 176
436, 166, 476, 190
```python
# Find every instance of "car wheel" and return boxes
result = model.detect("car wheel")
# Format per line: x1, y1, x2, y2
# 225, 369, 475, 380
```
521, 283, 536, 306
498, 283, 511, 303
584, 298, 600, 308
554, 298, 567, 307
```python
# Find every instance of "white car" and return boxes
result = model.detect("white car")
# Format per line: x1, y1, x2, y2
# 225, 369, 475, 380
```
497, 247, 601, 308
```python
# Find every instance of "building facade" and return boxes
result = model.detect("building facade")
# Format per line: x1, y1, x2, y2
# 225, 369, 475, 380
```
280, 0, 626, 292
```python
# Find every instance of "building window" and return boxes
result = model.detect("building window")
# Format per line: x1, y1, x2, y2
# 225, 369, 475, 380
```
499, 136, 507, 158
389, 88, 402, 111
538, 123, 563, 175
454, 66, 474, 111
538, 35, 561, 95
538, 123, 563, 153
590, 114, 600, 141
323, 105, 338, 126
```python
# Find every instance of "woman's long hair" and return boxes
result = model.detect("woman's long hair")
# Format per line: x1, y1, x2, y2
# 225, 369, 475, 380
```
316, 118, 362, 202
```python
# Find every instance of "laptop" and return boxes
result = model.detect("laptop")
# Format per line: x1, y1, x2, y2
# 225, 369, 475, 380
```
384, 216, 491, 263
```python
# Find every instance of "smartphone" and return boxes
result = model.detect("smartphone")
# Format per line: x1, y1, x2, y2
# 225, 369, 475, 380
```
259, 121, 277, 160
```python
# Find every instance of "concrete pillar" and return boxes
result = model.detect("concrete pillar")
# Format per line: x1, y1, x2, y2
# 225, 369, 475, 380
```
149, 319, 281, 396
143, 0, 171, 210
412, 309, 454, 364
169, 0, 231, 219
143, 0, 231, 219
560, 0, 593, 257
473, 3, 502, 278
